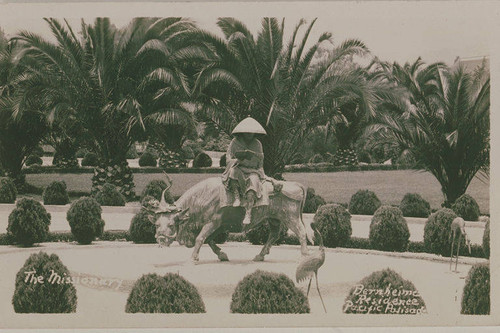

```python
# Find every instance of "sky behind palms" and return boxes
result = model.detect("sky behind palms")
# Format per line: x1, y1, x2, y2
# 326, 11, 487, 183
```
0, 1, 494, 65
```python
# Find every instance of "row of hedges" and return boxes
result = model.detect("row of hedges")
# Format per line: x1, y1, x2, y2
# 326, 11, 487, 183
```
13, 251, 489, 315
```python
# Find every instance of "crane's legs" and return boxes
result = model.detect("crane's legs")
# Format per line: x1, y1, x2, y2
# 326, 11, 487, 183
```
449, 231, 456, 271
455, 234, 462, 272
306, 277, 312, 297
315, 272, 327, 313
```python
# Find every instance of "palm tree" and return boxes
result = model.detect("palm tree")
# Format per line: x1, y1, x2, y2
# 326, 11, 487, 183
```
14, 18, 196, 198
366, 58, 489, 206
189, 18, 382, 177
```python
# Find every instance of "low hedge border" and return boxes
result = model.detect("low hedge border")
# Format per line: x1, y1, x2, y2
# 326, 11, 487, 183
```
0, 231, 486, 259
23, 163, 415, 174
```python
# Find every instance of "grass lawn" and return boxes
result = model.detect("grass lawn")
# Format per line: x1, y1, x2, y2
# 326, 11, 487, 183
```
25, 170, 489, 214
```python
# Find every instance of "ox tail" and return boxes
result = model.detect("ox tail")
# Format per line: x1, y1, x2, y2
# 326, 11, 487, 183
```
299, 183, 315, 245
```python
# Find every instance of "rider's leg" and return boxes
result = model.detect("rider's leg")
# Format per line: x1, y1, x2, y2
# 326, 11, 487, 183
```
229, 179, 241, 207
243, 190, 256, 225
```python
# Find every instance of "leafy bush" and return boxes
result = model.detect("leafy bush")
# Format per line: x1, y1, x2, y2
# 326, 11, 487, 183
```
349, 189, 381, 215
12, 252, 77, 313
452, 194, 480, 221
158, 149, 187, 169
219, 153, 227, 167
308, 153, 324, 164
129, 208, 157, 244
126, 144, 138, 159
94, 183, 126, 206
369, 206, 410, 252
91, 161, 135, 200
230, 270, 309, 313
343, 268, 426, 314
313, 204, 352, 248
66, 197, 105, 244
461, 264, 490, 315
303, 187, 326, 213
423, 208, 466, 256
357, 151, 372, 164
333, 148, 358, 166
138, 151, 157, 167
482, 217, 490, 259
25, 154, 43, 167
141, 179, 174, 203
193, 152, 212, 167
126, 273, 205, 313
400, 193, 431, 218
43, 180, 69, 205
0, 177, 17, 203
245, 219, 287, 245
75, 148, 89, 158
7, 198, 51, 246
81, 152, 98, 166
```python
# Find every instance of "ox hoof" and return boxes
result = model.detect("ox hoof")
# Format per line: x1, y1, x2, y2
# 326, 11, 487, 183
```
253, 254, 265, 262
189, 258, 199, 265
218, 252, 229, 262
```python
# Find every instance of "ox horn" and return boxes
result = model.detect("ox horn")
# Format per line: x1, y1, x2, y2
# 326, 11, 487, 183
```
158, 188, 169, 211
163, 172, 173, 191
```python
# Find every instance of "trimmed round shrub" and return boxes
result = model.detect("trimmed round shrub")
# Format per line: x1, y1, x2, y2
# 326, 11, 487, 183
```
126, 273, 205, 313
452, 194, 480, 221
308, 153, 324, 164
219, 153, 227, 167
192, 152, 212, 167
349, 189, 381, 215
25, 154, 43, 167
141, 179, 174, 204
138, 151, 157, 167
67, 197, 105, 244
343, 268, 426, 314
313, 204, 352, 248
303, 187, 326, 213
43, 180, 69, 205
0, 177, 17, 203
246, 219, 287, 245
129, 208, 157, 244
482, 217, 490, 259
400, 193, 431, 218
461, 264, 490, 315
81, 152, 98, 166
369, 206, 410, 252
423, 208, 466, 256
12, 252, 77, 313
94, 183, 126, 206
7, 198, 51, 247
358, 151, 372, 164
230, 270, 309, 313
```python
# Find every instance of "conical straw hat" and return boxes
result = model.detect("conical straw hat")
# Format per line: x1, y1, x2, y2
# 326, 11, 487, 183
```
231, 117, 267, 135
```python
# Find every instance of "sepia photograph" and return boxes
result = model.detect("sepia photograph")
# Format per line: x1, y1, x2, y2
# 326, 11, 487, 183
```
0, 0, 497, 329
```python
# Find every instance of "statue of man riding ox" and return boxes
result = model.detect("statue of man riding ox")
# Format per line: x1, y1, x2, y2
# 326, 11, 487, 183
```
145, 175, 316, 263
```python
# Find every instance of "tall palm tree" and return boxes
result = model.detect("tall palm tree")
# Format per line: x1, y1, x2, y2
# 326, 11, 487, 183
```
14, 17, 196, 198
189, 18, 382, 177
366, 59, 489, 206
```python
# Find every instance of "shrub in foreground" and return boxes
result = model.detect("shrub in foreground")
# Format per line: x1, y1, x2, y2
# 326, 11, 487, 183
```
192, 152, 212, 167
452, 194, 480, 221
129, 209, 157, 244
313, 204, 352, 248
423, 208, 466, 257
81, 152, 98, 167
141, 179, 174, 203
94, 183, 126, 206
138, 151, 157, 167
369, 206, 410, 252
7, 198, 51, 246
219, 153, 227, 167
482, 217, 490, 259
0, 177, 17, 203
126, 273, 205, 313
66, 197, 105, 244
400, 193, 430, 218
343, 268, 426, 314
349, 190, 381, 215
12, 252, 77, 313
230, 270, 309, 313
43, 180, 70, 205
303, 187, 326, 213
461, 264, 490, 315
25, 154, 43, 167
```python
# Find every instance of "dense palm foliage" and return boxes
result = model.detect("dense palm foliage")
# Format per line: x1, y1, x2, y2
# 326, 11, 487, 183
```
13, 18, 197, 197
366, 58, 490, 206
189, 18, 389, 176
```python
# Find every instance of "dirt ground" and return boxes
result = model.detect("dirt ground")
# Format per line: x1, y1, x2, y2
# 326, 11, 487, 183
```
0, 241, 490, 328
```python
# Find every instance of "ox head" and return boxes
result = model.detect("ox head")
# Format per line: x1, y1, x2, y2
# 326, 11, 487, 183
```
142, 174, 190, 247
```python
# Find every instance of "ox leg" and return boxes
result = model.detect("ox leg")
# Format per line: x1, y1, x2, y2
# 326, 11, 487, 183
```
207, 240, 229, 262
191, 222, 217, 263
285, 214, 310, 256
254, 219, 281, 262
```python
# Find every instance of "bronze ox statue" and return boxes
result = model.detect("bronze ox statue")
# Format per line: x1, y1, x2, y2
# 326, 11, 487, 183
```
144, 174, 316, 263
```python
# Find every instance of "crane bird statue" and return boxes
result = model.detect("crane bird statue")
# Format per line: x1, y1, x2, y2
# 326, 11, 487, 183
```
450, 217, 472, 272
296, 223, 327, 313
